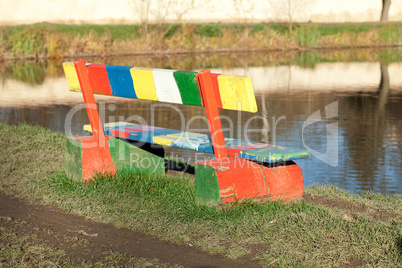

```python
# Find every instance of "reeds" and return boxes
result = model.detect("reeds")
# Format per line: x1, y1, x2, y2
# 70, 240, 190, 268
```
1, 22, 402, 60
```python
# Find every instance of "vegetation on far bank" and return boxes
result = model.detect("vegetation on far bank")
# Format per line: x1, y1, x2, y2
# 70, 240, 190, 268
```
3, 47, 402, 86
1, 21, 402, 60
0, 123, 401, 267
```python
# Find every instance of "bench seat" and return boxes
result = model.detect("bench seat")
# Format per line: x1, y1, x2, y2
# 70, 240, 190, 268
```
84, 122, 311, 163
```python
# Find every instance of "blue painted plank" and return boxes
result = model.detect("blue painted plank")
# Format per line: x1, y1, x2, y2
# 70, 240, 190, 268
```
197, 143, 215, 154
105, 65, 137, 98
224, 139, 249, 147
171, 134, 214, 153
239, 146, 311, 163
128, 128, 180, 143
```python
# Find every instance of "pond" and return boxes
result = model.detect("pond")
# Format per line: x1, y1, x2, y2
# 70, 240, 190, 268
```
1, 49, 401, 194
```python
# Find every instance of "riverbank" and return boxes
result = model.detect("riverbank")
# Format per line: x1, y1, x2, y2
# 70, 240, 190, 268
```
1, 22, 402, 60
0, 123, 401, 266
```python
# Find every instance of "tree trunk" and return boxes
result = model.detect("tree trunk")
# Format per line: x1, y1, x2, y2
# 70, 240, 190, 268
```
378, 63, 390, 113
381, 0, 391, 22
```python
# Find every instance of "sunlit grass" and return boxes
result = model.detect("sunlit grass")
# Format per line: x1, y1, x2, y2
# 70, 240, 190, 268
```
1, 123, 401, 266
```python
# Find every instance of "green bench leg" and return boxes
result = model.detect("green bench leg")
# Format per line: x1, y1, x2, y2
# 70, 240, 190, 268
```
64, 136, 165, 183
195, 157, 304, 206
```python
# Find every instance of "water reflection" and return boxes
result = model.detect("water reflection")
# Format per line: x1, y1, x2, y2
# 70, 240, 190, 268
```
1, 50, 401, 194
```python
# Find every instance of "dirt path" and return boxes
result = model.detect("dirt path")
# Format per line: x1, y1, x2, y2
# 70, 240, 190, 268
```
2, 191, 399, 267
0, 194, 259, 267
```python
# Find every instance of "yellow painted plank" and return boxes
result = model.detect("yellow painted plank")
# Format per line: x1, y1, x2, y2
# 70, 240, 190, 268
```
153, 136, 175, 146
217, 75, 258, 113
62, 62, 81, 92
83, 124, 92, 132
130, 68, 158, 101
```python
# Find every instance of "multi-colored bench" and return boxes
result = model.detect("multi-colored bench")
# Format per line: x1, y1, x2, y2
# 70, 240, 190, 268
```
63, 59, 310, 206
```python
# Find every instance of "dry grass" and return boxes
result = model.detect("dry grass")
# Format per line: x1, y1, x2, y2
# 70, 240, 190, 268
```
1, 22, 402, 60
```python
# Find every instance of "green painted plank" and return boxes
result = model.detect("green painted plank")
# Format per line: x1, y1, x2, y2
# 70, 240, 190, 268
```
173, 71, 203, 106
239, 146, 311, 163
195, 163, 220, 206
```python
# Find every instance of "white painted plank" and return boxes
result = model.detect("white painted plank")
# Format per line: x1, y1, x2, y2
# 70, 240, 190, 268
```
152, 69, 183, 104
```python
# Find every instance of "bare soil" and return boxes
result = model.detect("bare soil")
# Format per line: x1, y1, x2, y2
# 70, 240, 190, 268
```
303, 193, 401, 220
0, 193, 259, 267
1, 192, 400, 267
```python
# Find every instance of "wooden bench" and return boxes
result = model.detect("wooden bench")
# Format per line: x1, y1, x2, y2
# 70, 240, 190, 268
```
63, 59, 310, 205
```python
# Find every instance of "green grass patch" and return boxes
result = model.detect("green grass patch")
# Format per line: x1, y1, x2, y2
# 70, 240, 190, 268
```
294, 24, 320, 47
195, 23, 223, 37
379, 24, 402, 43
318, 23, 373, 36
0, 123, 401, 267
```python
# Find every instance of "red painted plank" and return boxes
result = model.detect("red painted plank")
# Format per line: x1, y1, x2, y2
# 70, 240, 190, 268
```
110, 129, 131, 139
226, 147, 242, 157
88, 64, 112, 95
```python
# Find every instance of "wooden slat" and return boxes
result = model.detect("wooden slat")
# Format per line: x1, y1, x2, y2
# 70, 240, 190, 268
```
130, 67, 158, 101
173, 71, 203, 106
153, 69, 183, 104
63, 62, 81, 92
105, 65, 137, 98
83, 123, 311, 162
238, 146, 311, 163
217, 75, 257, 113
88, 64, 112, 95
63, 62, 258, 113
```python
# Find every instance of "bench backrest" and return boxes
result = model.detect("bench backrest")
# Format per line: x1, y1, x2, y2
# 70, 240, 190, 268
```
63, 62, 257, 113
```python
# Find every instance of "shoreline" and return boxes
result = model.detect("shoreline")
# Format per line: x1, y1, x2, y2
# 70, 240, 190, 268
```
1, 22, 402, 61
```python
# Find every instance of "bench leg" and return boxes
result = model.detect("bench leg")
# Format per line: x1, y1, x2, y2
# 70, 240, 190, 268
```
64, 136, 165, 183
195, 157, 304, 206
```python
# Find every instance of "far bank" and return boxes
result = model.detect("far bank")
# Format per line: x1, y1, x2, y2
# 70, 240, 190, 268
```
1, 22, 402, 60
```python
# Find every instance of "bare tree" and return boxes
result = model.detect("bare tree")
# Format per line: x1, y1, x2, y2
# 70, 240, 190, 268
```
130, 0, 152, 37
131, 0, 197, 37
170, 0, 196, 22
269, 0, 317, 34
150, 0, 173, 25
381, 0, 392, 22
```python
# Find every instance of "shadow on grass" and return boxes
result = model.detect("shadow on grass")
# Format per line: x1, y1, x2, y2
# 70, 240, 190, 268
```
165, 158, 195, 175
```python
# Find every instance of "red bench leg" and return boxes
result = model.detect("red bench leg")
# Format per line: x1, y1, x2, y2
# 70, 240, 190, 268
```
195, 158, 304, 206
65, 136, 165, 183
65, 60, 116, 182
196, 69, 304, 205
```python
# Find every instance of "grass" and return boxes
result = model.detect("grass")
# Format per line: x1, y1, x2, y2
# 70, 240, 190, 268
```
0, 218, 69, 267
1, 22, 402, 60
0, 123, 401, 267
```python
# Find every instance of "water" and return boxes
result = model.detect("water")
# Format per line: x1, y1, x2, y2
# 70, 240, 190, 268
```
1, 50, 401, 194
